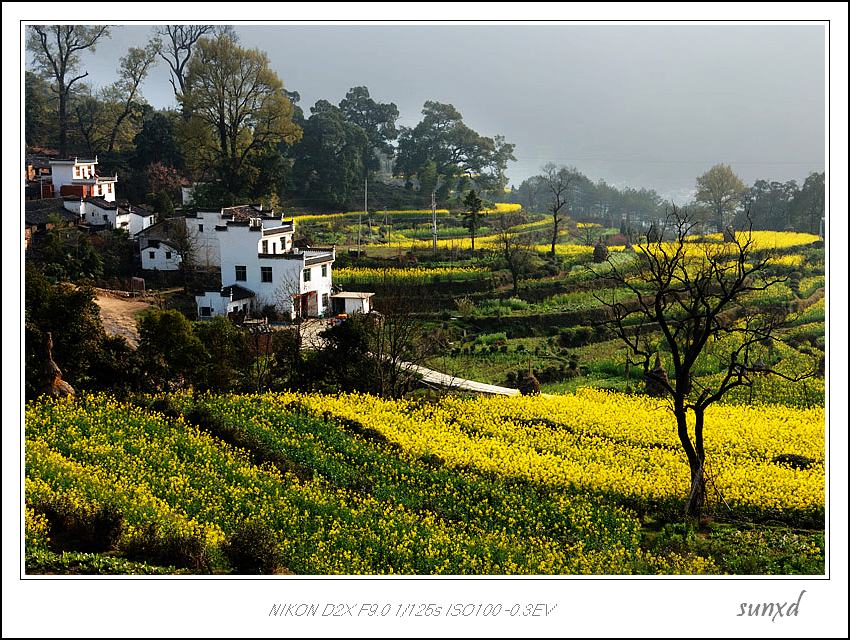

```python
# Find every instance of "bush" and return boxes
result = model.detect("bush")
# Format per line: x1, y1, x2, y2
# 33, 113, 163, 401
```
37, 500, 124, 553
474, 332, 508, 346
518, 372, 540, 396
593, 242, 610, 263
124, 525, 211, 573
224, 522, 281, 574
559, 326, 594, 347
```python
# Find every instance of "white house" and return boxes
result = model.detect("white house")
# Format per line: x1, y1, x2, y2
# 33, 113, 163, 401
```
49, 156, 117, 202
183, 209, 226, 268
63, 198, 155, 235
195, 208, 336, 319
330, 291, 375, 315
142, 239, 183, 271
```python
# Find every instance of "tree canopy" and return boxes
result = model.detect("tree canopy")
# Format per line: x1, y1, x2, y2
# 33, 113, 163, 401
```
180, 33, 302, 196
395, 101, 515, 196
291, 100, 370, 209
695, 164, 747, 232
338, 86, 400, 170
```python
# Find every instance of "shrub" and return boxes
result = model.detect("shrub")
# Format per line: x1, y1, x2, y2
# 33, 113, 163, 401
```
37, 499, 124, 553
559, 326, 593, 347
593, 242, 610, 263
223, 521, 281, 574
474, 332, 508, 346
124, 525, 211, 573
517, 372, 540, 396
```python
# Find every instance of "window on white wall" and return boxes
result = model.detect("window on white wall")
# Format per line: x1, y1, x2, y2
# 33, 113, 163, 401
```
303, 268, 312, 282
261, 266, 273, 283
149, 251, 155, 259
165, 252, 172, 259
321, 264, 327, 278
235, 265, 247, 281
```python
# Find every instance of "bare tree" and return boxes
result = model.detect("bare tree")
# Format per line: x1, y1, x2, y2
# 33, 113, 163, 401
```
366, 290, 434, 398
591, 206, 815, 517
542, 163, 580, 255
494, 213, 535, 294
154, 25, 215, 119
26, 25, 111, 156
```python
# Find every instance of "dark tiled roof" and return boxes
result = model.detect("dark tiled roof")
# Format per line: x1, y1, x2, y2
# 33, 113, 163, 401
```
262, 222, 294, 235
24, 199, 79, 226
221, 285, 256, 301
117, 204, 154, 216
305, 253, 334, 266
222, 204, 275, 221
85, 197, 117, 210
26, 156, 53, 169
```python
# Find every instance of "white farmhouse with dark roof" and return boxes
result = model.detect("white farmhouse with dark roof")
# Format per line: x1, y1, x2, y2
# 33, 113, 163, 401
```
194, 206, 336, 320
49, 156, 117, 202
63, 197, 155, 235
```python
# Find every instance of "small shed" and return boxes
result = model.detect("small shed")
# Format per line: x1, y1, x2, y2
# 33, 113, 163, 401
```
330, 291, 375, 315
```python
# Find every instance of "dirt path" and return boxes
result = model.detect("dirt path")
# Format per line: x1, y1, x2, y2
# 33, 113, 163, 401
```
94, 290, 153, 348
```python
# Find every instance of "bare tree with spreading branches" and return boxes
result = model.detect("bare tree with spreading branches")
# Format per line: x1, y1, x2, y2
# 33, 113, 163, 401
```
154, 25, 215, 119
591, 206, 815, 517
541, 163, 580, 255
27, 25, 111, 156
494, 212, 535, 294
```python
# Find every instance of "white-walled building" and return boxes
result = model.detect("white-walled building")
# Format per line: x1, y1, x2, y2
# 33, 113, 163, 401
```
330, 291, 375, 315
63, 198, 155, 236
142, 239, 183, 271
49, 157, 117, 202
195, 207, 336, 320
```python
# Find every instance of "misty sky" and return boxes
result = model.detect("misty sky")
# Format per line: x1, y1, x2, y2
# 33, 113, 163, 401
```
26, 24, 826, 202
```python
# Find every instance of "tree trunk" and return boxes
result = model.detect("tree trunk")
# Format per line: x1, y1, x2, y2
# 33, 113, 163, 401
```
686, 407, 707, 517
58, 87, 68, 157
550, 214, 559, 255
674, 403, 704, 517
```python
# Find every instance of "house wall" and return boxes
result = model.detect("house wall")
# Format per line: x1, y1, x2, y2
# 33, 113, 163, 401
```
185, 210, 223, 267
341, 297, 370, 314
216, 223, 332, 318
93, 181, 116, 202
142, 244, 182, 271
63, 199, 84, 217
127, 213, 154, 236
50, 163, 76, 189
60, 184, 89, 199
195, 291, 231, 317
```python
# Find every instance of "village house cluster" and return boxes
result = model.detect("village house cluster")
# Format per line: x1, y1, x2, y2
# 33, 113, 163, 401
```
24, 155, 374, 321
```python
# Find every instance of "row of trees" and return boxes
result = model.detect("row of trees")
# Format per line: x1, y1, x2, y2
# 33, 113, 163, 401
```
509, 162, 825, 237
26, 26, 515, 212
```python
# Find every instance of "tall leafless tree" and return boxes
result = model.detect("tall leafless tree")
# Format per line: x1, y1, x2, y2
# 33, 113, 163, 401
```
591, 206, 815, 517
541, 163, 580, 255
26, 25, 111, 156
366, 290, 434, 398
494, 213, 535, 294
154, 25, 215, 119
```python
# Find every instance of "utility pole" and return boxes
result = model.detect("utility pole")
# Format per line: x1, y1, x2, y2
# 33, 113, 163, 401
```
431, 190, 437, 255
358, 175, 367, 258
